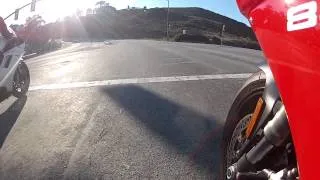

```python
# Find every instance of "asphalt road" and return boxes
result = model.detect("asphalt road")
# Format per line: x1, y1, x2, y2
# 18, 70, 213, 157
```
0, 40, 264, 179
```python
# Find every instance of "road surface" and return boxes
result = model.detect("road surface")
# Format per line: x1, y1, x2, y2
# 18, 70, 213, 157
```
0, 40, 264, 179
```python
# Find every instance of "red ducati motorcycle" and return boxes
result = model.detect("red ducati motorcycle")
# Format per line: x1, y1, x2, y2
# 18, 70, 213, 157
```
222, 0, 320, 179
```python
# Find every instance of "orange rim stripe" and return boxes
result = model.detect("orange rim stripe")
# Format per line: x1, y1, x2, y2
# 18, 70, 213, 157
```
245, 97, 264, 138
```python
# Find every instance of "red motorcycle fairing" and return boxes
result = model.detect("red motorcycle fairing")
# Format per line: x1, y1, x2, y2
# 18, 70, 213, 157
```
237, 0, 320, 179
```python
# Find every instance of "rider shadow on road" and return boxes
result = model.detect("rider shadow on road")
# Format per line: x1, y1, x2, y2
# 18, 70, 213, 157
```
0, 96, 27, 148
103, 85, 223, 176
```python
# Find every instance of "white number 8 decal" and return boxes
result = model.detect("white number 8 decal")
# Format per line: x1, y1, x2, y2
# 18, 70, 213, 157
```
287, 1, 317, 31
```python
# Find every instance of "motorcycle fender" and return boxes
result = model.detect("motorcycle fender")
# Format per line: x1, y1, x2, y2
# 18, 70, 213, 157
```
0, 57, 20, 92
0, 44, 25, 92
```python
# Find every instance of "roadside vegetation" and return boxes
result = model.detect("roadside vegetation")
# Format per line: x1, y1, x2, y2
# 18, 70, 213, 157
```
10, 1, 260, 52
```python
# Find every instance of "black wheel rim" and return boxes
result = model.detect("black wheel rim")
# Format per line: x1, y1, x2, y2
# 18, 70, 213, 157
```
226, 114, 252, 167
14, 64, 27, 93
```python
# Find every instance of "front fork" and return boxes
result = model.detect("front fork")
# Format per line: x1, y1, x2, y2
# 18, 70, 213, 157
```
227, 105, 289, 179
227, 65, 294, 179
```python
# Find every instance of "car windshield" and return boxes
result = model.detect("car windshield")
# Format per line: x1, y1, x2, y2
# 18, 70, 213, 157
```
1, 0, 305, 179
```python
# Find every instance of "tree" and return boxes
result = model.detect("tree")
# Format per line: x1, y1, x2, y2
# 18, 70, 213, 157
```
86, 8, 93, 15
25, 15, 45, 31
95, 3, 116, 15
23, 15, 49, 53
96, 1, 106, 8
76, 9, 83, 17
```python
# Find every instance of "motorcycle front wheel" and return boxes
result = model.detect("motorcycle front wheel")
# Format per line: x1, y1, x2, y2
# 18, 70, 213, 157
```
220, 71, 265, 179
12, 61, 30, 98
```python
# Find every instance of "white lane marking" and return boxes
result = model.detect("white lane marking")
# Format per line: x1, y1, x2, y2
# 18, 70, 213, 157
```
25, 44, 82, 64
29, 73, 252, 91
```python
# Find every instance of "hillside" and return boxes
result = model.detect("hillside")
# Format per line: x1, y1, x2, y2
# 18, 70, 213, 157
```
25, 6, 261, 50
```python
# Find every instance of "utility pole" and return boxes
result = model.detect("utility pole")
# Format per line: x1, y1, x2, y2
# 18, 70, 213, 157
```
220, 24, 225, 45
166, 0, 170, 40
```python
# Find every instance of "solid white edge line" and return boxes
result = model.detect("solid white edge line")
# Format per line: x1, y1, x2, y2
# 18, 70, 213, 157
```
29, 73, 252, 91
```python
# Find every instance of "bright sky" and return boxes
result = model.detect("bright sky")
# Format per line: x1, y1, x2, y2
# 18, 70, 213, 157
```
0, 0, 248, 25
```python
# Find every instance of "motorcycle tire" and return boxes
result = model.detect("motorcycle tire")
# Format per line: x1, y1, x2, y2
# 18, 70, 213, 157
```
220, 71, 266, 179
12, 61, 30, 98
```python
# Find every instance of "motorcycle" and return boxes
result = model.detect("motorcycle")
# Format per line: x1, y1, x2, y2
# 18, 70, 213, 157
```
0, 27, 30, 100
222, 0, 320, 179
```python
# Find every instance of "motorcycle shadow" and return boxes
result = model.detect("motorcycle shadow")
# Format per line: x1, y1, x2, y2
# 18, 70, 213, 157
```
103, 85, 223, 177
0, 90, 11, 103
0, 96, 27, 148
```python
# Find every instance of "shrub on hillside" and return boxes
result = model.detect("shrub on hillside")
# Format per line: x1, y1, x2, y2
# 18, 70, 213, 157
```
174, 34, 211, 44
223, 39, 261, 50
42, 39, 63, 52
210, 36, 222, 45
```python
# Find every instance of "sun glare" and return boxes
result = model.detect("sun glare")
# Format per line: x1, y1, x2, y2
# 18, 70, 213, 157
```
14, 0, 137, 24
41, 0, 90, 22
